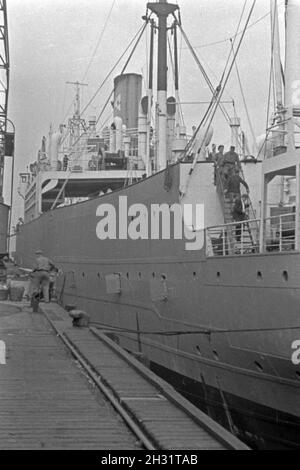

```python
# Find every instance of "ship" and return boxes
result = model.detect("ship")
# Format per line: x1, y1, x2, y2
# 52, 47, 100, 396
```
12, 0, 300, 449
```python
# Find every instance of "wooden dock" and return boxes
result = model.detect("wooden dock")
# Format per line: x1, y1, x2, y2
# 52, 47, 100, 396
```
0, 301, 249, 450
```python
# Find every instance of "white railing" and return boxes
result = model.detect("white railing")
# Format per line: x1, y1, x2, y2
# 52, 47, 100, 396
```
263, 112, 300, 158
206, 218, 260, 256
37, 155, 131, 173
206, 212, 296, 256
263, 212, 296, 252
33, 126, 142, 174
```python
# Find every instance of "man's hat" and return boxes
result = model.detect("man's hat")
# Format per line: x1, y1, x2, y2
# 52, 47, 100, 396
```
35, 249, 43, 255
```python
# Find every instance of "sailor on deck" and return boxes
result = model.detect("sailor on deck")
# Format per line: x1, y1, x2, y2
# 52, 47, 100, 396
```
226, 168, 249, 201
232, 194, 248, 242
220, 146, 241, 182
214, 145, 225, 166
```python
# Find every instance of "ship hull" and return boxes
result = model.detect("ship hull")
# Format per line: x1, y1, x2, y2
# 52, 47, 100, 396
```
151, 361, 300, 449
15, 164, 300, 449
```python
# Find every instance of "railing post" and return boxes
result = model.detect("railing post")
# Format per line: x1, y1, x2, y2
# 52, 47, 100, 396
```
259, 175, 268, 253
296, 163, 300, 250
222, 228, 226, 256
241, 222, 244, 254
279, 216, 282, 252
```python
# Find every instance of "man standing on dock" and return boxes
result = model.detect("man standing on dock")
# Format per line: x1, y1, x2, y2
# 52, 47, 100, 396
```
31, 250, 57, 303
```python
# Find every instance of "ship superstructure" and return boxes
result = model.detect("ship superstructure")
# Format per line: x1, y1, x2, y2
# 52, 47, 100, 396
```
15, 0, 300, 449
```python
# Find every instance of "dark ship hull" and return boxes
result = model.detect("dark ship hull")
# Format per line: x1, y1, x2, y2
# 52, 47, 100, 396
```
15, 163, 300, 449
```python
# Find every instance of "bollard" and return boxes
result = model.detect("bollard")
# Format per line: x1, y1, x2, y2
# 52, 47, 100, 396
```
69, 310, 90, 327
65, 304, 77, 312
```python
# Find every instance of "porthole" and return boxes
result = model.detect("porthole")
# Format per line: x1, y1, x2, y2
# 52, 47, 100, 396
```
257, 271, 262, 280
193, 272, 197, 278
97, 273, 100, 279
217, 272, 221, 278
82, 272, 85, 278
213, 350, 219, 361
283, 270, 288, 282
138, 272, 142, 279
126, 273, 129, 279
254, 361, 263, 372
152, 272, 155, 278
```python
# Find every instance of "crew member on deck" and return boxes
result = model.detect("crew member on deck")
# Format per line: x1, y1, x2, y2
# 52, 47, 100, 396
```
214, 145, 225, 166
226, 168, 249, 201
213, 145, 225, 185
63, 154, 69, 171
207, 143, 217, 162
232, 194, 248, 242
220, 146, 241, 182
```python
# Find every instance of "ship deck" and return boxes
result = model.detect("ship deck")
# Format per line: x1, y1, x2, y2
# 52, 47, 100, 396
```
0, 300, 248, 450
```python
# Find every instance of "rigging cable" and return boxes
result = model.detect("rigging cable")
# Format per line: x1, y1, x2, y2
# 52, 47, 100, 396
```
219, 0, 248, 87
255, 3, 282, 161
81, 22, 148, 118
49, 19, 149, 211
179, 0, 257, 196
230, 38, 258, 153
176, 0, 249, 130
90, 321, 300, 337
81, 0, 116, 82
190, 4, 283, 50
95, 19, 149, 127
59, 23, 148, 151
167, 34, 184, 126
60, 0, 116, 125
261, 2, 277, 160
178, 24, 185, 127
177, 25, 231, 129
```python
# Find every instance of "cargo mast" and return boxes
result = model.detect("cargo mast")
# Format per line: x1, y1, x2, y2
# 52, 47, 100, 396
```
0, 0, 10, 203
147, 0, 178, 171
284, 0, 300, 111
0, 0, 10, 256
260, 0, 300, 252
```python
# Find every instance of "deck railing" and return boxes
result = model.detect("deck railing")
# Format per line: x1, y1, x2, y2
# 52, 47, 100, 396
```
206, 212, 296, 256
263, 212, 296, 252
35, 155, 140, 173
206, 218, 260, 256
263, 112, 300, 158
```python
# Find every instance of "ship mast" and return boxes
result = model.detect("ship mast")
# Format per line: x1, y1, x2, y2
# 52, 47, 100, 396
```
0, 0, 9, 204
271, 0, 283, 111
260, 0, 300, 252
66, 81, 88, 161
284, 0, 300, 112
147, 0, 178, 171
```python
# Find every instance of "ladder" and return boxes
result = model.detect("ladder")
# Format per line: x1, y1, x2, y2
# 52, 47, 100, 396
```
215, 167, 258, 254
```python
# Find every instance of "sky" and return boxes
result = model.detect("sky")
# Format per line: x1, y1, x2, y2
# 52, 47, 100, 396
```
4, 0, 281, 225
